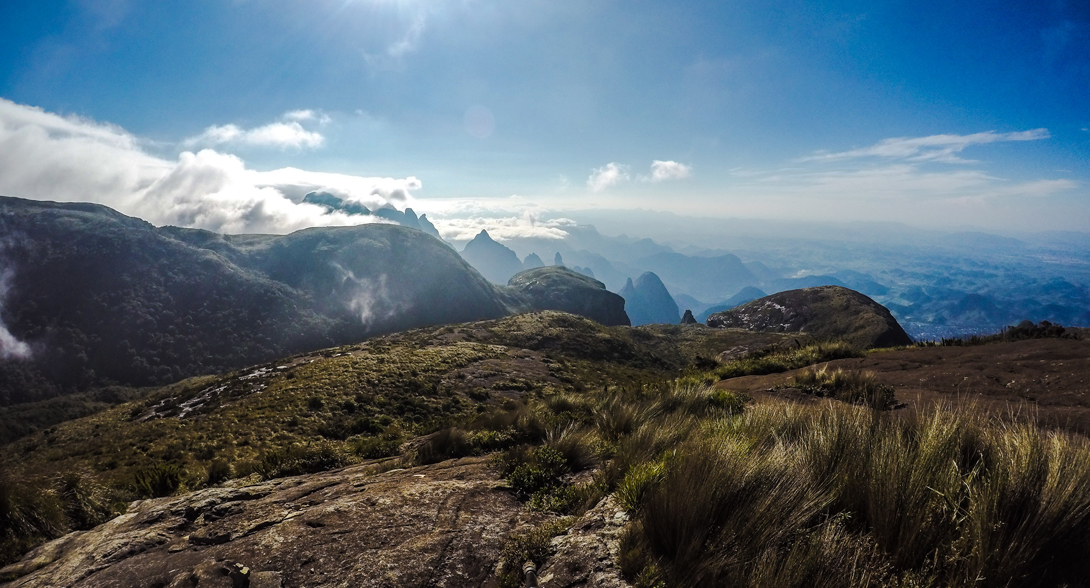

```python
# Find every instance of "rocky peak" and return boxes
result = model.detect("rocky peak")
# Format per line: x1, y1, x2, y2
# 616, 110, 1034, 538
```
680, 309, 698, 324
618, 272, 680, 326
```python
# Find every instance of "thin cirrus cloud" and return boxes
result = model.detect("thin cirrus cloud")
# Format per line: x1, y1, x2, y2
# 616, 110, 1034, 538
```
183, 112, 327, 150
0, 99, 419, 235
799, 129, 1050, 164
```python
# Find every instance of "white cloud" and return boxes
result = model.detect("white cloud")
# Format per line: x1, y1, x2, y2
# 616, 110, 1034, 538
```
587, 162, 628, 192
0, 266, 31, 360
0, 99, 421, 234
649, 160, 692, 181
800, 129, 1050, 164
282, 109, 331, 125
184, 120, 325, 150
433, 214, 576, 242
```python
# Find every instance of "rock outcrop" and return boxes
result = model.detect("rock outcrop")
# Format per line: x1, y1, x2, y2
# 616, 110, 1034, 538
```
680, 310, 698, 324
618, 272, 680, 326
0, 458, 531, 588
706, 286, 912, 348
508, 268, 630, 326
696, 286, 767, 322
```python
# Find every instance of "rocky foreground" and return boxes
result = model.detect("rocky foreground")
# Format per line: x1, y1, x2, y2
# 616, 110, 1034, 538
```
0, 457, 629, 588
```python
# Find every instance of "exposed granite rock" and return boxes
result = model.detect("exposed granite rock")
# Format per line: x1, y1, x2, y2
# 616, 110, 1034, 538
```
537, 496, 631, 588
706, 286, 912, 349
508, 267, 631, 327
0, 457, 529, 588
680, 310, 698, 325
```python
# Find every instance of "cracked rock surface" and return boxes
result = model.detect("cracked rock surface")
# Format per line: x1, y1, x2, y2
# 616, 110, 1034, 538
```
1, 457, 526, 588
537, 496, 631, 588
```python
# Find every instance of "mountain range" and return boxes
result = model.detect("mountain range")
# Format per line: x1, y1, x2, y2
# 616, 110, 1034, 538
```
0, 197, 627, 404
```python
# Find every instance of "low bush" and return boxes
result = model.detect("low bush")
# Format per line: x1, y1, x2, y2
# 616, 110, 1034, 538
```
254, 441, 353, 479
348, 426, 405, 460
712, 341, 864, 381
131, 463, 185, 498
792, 366, 896, 409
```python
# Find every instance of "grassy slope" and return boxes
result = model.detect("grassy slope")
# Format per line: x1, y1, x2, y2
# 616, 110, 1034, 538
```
0, 313, 785, 492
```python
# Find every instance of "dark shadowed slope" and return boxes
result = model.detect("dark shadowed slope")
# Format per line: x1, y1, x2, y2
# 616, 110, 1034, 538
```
507, 267, 630, 326
0, 197, 509, 401
706, 285, 913, 348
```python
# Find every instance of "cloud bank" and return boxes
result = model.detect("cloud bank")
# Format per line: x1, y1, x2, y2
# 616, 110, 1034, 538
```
0, 99, 420, 234
433, 213, 576, 242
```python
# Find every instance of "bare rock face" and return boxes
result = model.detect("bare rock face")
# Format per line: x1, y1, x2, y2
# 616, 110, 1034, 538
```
706, 286, 912, 349
0, 457, 526, 588
537, 496, 631, 588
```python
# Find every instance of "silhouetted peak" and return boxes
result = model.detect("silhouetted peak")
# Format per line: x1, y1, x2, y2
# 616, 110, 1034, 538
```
554, 252, 565, 266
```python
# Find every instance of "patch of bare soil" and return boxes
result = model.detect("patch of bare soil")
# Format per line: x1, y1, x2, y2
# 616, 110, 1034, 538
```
719, 339, 1090, 435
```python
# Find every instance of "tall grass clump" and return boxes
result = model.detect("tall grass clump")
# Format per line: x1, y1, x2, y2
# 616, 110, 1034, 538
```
793, 366, 896, 409
678, 341, 864, 386
621, 402, 1090, 587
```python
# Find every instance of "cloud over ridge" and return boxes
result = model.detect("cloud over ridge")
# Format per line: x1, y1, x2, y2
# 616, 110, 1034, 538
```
0, 99, 418, 234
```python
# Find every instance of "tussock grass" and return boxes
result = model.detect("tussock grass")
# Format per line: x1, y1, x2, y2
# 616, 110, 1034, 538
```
793, 366, 896, 409
621, 402, 1090, 587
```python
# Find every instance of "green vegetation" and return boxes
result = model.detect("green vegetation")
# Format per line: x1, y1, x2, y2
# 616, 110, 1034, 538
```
497, 517, 575, 588
680, 340, 863, 386
792, 366, 896, 409
619, 402, 1090, 587
0, 473, 123, 569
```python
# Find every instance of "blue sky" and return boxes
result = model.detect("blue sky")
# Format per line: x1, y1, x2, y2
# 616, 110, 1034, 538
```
0, 0, 1087, 235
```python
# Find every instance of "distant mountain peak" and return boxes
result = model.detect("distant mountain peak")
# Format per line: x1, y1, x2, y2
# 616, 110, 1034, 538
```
619, 271, 679, 326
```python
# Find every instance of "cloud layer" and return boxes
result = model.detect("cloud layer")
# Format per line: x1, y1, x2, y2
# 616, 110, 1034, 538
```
0, 99, 419, 234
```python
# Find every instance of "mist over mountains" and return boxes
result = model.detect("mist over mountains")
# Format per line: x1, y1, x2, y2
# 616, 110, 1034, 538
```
448, 209, 1090, 340
0, 197, 630, 403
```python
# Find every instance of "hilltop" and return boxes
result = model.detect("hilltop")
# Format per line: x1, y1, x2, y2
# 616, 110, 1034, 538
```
706, 285, 913, 348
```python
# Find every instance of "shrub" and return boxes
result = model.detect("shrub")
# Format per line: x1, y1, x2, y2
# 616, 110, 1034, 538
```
205, 459, 233, 485
505, 446, 569, 499
348, 426, 405, 460
254, 441, 353, 479
711, 341, 864, 380
131, 463, 185, 498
